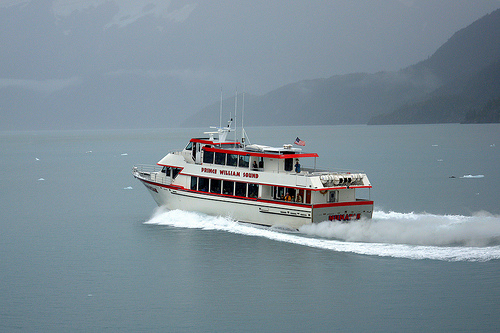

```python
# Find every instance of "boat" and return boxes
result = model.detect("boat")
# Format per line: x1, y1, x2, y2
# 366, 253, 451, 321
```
133, 121, 373, 229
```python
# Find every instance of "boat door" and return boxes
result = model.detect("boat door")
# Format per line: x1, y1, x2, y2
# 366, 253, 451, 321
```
193, 142, 202, 164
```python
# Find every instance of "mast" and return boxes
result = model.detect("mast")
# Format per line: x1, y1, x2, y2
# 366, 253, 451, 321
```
241, 92, 245, 146
234, 88, 238, 143
219, 87, 223, 129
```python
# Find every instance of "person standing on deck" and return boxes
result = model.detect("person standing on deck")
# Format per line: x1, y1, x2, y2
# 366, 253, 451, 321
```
294, 159, 301, 173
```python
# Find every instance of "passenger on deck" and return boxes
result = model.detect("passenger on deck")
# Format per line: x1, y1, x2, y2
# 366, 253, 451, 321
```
284, 192, 292, 201
252, 161, 258, 170
295, 159, 301, 173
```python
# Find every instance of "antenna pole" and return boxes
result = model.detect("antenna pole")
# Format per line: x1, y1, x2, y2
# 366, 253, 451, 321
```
241, 92, 245, 146
234, 88, 238, 143
219, 88, 223, 129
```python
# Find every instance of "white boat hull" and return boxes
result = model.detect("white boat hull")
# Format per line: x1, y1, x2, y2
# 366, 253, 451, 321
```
138, 178, 373, 229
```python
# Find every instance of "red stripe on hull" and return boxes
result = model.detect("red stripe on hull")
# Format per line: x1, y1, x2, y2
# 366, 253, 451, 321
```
137, 178, 372, 210
313, 201, 374, 208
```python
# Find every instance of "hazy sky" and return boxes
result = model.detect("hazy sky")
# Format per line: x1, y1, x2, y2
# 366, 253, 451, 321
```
2, 0, 499, 92
0, 0, 499, 128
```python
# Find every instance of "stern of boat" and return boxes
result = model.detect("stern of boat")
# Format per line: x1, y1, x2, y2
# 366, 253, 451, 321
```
312, 201, 374, 223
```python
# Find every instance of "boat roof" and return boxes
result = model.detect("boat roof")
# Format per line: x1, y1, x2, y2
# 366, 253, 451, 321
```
190, 137, 319, 159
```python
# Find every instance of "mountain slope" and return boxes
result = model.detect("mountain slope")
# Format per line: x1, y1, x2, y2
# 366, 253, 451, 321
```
369, 60, 500, 124
369, 9, 500, 124
187, 9, 500, 127
412, 9, 500, 83
183, 70, 440, 127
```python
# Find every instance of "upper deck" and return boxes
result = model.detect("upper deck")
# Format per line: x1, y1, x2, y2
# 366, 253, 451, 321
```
157, 132, 371, 190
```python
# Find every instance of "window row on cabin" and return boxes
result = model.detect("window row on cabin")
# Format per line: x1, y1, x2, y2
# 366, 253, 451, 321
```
203, 148, 294, 172
203, 150, 250, 167
202, 150, 267, 170
190, 176, 258, 198
186, 142, 240, 150
190, 176, 314, 204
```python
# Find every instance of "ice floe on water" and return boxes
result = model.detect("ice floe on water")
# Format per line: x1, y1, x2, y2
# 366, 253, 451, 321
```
461, 174, 485, 179
145, 208, 500, 262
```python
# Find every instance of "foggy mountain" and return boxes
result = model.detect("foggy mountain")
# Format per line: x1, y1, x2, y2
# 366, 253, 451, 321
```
370, 8, 500, 124
183, 68, 440, 127
0, 1, 499, 130
186, 8, 500, 127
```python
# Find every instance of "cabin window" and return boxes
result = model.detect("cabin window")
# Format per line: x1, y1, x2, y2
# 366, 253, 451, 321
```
185, 142, 193, 150
172, 168, 181, 179
198, 177, 209, 192
296, 189, 304, 203
223, 181, 234, 195
274, 186, 293, 200
239, 155, 249, 168
274, 186, 303, 202
274, 187, 285, 200
250, 157, 264, 170
248, 184, 259, 198
235, 182, 247, 197
191, 177, 198, 190
258, 157, 264, 169
329, 191, 337, 203
215, 152, 226, 165
161, 166, 172, 177
203, 149, 214, 164
210, 179, 221, 194
227, 154, 238, 167
284, 158, 293, 171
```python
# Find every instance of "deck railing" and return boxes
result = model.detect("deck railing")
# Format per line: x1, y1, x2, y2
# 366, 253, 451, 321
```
132, 164, 171, 186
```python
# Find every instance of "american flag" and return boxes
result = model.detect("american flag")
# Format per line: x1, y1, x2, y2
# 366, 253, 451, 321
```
294, 137, 305, 146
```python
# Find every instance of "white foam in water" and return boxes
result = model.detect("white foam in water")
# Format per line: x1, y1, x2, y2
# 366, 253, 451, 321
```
145, 208, 500, 262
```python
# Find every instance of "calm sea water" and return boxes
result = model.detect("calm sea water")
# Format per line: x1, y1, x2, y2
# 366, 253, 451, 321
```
1, 124, 499, 332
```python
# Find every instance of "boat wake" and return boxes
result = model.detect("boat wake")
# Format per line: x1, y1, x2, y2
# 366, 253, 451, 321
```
145, 208, 500, 262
